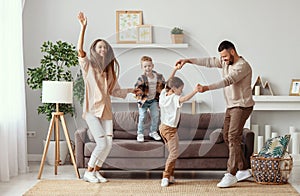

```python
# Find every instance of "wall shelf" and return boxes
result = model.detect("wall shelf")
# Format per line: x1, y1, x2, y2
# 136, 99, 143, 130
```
253, 96, 300, 111
111, 43, 189, 49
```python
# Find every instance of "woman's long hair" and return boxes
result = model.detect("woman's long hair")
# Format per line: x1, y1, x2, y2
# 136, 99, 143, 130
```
89, 39, 119, 94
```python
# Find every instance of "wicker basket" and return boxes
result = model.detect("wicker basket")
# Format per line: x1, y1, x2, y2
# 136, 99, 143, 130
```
250, 153, 293, 184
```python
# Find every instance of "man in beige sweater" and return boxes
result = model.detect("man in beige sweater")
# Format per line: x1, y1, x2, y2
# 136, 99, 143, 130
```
176, 40, 255, 188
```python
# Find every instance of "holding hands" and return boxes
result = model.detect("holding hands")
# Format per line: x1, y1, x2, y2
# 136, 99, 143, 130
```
175, 59, 192, 69
170, 59, 209, 93
173, 62, 208, 93
196, 84, 207, 93
193, 84, 206, 93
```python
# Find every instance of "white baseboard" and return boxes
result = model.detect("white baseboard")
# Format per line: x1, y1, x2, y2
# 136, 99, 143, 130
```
28, 154, 42, 162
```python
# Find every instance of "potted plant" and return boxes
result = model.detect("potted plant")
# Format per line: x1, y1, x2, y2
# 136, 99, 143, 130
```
171, 27, 184, 44
73, 70, 84, 107
27, 40, 78, 120
27, 40, 78, 165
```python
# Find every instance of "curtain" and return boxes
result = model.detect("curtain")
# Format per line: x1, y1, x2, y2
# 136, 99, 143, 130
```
0, 0, 28, 182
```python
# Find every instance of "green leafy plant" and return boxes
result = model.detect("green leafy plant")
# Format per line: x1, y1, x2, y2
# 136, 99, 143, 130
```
27, 40, 78, 121
171, 27, 183, 34
73, 70, 84, 106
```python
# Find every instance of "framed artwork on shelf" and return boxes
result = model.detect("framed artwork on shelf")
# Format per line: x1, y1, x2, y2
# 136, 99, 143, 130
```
252, 76, 274, 96
289, 79, 300, 96
116, 10, 143, 43
136, 25, 152, 44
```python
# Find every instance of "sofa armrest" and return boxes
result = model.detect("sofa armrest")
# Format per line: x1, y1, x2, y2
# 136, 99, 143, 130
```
242, 128, 254, 168
209, 128, 224, 144
74, 127, 88, 168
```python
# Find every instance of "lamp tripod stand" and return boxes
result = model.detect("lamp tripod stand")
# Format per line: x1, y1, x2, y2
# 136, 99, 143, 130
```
37, 103, 80, 179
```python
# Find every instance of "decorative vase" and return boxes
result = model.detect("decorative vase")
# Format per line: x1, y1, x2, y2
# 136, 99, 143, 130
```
171, 34, 184, 44
43, 140, 69, 166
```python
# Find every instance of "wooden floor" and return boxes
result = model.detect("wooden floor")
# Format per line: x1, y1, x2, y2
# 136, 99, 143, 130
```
0, 162, 299, 195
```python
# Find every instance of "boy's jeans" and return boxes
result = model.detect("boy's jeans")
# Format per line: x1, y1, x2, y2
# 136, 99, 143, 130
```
137, 99, 160, 135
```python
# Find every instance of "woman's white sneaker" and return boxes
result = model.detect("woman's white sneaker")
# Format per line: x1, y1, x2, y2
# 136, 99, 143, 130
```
83, 171, 99, 183
95, 171, 108, 183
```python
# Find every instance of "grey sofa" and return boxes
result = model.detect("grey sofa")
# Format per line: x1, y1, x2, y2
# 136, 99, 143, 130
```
75, 111, 254, 171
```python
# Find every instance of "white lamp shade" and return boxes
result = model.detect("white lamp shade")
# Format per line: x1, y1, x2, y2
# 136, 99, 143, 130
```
42, 81, 73, 104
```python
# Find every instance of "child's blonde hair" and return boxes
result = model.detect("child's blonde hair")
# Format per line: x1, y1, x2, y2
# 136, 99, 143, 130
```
165, 76, 184, 92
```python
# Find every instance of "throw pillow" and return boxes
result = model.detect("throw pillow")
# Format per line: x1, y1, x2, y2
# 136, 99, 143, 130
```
258, 134, 291, 158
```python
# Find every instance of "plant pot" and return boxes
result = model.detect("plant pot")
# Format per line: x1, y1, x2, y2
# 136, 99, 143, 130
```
43, 140, 69, 166
171, 34, 184, 44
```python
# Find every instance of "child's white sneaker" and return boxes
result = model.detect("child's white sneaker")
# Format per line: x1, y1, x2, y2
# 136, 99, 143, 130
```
137, 134, 144, 142
83, 171, 99, 183
149, 132, 161, 141
161, 178, 169, 187
95, 171, 108, 183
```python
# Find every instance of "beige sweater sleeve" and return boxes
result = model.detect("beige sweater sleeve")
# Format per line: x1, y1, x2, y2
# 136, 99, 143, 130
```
194, 57, 251, 90
193, 57, 224, 90
111, 81, 128, 99
194, 57, 222, 68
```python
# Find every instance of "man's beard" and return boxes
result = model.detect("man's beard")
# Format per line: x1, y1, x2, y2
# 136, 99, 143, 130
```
228, 54, 234, 65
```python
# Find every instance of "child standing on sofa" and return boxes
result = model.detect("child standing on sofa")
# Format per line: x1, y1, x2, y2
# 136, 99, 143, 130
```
159, 66, 200, 187
133, 56, 165, 142
77, 12, 133, 183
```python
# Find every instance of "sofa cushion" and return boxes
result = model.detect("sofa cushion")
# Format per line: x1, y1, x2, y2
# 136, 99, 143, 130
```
87, 129, 142, 142
175, 140, 229, 158
84, 140, 165, 158
177, 113, 225, 140
113, 130, 155, 140
177, 127, 211, 140
110, 139, 165, 158
113, 111, 152, 139
209, 128, 224, 144
113, 130, 137, 139
113, 111, 139, 131
179, 113, 225, 129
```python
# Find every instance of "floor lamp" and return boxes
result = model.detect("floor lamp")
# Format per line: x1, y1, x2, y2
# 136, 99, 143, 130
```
37, 81, 80, 179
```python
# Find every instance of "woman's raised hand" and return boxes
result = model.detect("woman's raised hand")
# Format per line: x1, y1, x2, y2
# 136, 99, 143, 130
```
78, 12, 87, 27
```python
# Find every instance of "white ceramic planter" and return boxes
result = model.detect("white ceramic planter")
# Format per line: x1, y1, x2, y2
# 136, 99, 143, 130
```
43, 140, 68, 166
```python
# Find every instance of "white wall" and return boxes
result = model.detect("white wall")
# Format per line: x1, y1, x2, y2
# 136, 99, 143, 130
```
23, 0, 300, 155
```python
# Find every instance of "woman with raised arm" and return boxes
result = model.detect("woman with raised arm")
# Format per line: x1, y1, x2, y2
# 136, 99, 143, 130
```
77, 12, 133, 183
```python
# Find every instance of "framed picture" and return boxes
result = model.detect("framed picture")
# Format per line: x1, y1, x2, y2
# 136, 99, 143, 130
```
137, 25, 152, 44
116, 10, 143, 43
289, 79, 300, 96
